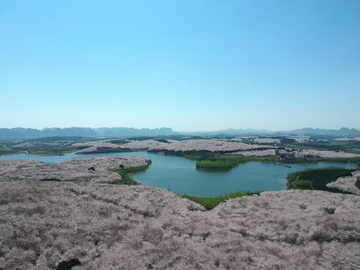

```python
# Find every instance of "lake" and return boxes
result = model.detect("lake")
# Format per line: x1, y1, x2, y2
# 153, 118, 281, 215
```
0, 152, 356, 196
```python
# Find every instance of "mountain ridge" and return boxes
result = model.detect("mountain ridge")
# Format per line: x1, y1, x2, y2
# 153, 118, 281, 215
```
0, 127, 176, 139
0, 126, 359, 139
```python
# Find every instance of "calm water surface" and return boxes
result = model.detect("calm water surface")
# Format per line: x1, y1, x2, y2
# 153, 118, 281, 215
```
1, 152, 356, 196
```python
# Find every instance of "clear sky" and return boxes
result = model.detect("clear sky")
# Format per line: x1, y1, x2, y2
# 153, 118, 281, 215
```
1, 0, 359, 132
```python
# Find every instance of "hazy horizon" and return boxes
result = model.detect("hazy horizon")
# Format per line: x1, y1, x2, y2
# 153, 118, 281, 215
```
1, 1, 359, 131
2, 125, 360, 134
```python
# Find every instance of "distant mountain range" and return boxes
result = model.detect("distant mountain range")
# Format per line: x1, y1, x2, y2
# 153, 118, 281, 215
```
193, 127, 360, 137
188, 128, 273, 136
0, 127, 359, 140
0, 127, 176, 140
287, 127, 360, 136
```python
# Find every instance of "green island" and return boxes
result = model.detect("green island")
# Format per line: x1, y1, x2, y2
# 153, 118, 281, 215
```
196, 159, 239, 171
182, 190, 262, 210
110, 160, 152, 185
286, 166, 355, 192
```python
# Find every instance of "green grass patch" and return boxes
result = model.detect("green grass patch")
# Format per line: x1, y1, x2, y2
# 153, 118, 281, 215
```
182, 190, 262, 210
286, 166, 354, 192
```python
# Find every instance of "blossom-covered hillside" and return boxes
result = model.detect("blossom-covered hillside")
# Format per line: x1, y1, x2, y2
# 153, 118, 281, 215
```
74, 139, 274, 154
1, 177, 360, 269
74, 138, 360, 159
0, 156, 149, 184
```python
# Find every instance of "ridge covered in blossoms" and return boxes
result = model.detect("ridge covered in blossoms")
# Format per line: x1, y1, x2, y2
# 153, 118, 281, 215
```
0, 155, 360, 269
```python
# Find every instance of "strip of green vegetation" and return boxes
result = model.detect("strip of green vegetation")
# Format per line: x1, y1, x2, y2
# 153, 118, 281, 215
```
299, 138, 360, 153
110, 160, 152, 175
26, 145, 79, 155
182, 190, 262, 210
30, 150, 53, 154
237, 154, 360, 165
113, 178, 140, 186
148, 149, 244, 159
322, 157, 360, 163
0, 149, 18, 155
80, 147, 133, 154
31, 150, 74, 155
183, 155, 202, 160
286, 166, 354, 192
110, 160, 151, 185
111, 170, 141, 185
236, 155, 279, 163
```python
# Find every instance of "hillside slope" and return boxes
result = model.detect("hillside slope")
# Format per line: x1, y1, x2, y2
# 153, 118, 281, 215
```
1, 178, 359, 270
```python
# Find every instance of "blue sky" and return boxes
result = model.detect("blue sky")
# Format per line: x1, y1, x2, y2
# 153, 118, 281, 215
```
1, 0, 359, 132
